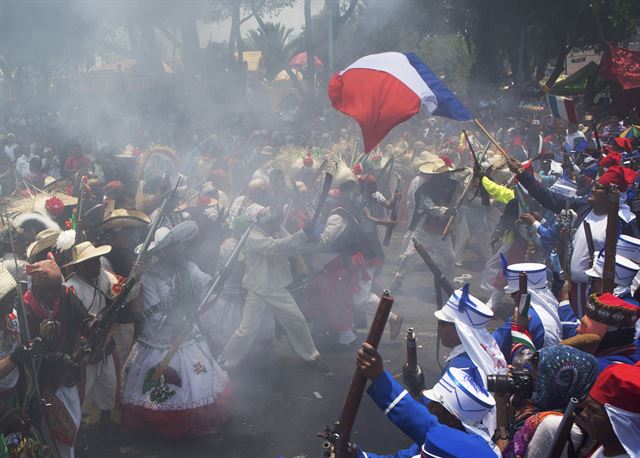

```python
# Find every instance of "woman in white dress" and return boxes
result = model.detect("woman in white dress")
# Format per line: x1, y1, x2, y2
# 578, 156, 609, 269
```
121, 221, 232, 439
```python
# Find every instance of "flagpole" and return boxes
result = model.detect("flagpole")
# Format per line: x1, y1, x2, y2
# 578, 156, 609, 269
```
472, 118, 512, 160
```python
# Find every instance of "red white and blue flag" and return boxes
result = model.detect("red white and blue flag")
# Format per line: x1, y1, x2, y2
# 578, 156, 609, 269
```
547, 94, 578, 124
328, 52, 473, 152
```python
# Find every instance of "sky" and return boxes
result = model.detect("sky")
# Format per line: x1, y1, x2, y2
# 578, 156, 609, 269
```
200, 0, 325, 44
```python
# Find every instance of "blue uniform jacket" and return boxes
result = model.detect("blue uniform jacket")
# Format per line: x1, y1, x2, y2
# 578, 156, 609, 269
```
558, 300, 579, 339
358, 370, 496, 458
596, 341, 640, 373
517, 171, 639, 238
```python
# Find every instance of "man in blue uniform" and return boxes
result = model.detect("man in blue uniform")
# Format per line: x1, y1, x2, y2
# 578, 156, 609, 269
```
354, 343, 498, 458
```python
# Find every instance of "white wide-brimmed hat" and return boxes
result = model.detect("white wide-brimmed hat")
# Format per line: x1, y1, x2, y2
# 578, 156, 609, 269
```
26, 228, 61, 260
65, 241, 112, 266
424, 367, 495, 425
435, 285, 493, 328
585, 251, 640, 287
97, 209, 151, 232
504, 262, 548, 293
136, 220, 199, 255
418, 157, 455, 175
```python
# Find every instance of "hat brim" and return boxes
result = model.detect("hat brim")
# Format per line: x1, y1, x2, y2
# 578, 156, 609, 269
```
422, 388, 438, 403
26, 234, 60, 259
97, 216, 150, 231
65, 245, 112, 266
434, 308, 455, 323
585, 266, 600, 279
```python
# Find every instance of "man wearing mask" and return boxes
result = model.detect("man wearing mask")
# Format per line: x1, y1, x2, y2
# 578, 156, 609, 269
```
64, 241, 122, 426
578, 363, 640, 458
393, 156, 458, 289
218, 208, 326, 370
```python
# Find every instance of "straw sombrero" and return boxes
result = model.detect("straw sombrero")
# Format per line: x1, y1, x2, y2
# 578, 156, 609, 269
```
418, 157, 456, 175
26, 228, 62, 260
0, 263, 17, 301
97, 209, 151, 232
65, 241, 112, 266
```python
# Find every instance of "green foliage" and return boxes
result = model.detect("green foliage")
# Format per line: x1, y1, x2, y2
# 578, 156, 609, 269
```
247, 22, 298, 80
415, 34, 474, 95
0, 0, 93, 76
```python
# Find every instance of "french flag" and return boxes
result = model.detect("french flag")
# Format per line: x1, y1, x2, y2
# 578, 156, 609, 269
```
547, 94, 578, 124
328, 52, 473, 152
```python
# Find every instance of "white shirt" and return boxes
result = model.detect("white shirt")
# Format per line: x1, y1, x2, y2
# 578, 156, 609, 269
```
4, 144, 17, 162
65, 268, 118, 314
571, 211, 607, 284
15, 154, 34, 178
526, 415, 584, 458
242, 227, 308, 294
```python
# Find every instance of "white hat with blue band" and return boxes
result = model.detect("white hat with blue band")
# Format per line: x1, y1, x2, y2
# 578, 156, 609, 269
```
434, 284, 493, 328
504, 262, 548, 293
423, 366, 495, 425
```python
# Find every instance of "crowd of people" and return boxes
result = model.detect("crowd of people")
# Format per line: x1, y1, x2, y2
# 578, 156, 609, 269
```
0, 103, 637, 458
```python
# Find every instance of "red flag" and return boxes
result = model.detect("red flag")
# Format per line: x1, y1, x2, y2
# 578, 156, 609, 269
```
599, 46, 640, 90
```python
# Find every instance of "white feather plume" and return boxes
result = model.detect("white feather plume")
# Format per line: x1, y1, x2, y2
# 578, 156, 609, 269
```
55, 230, 76, 252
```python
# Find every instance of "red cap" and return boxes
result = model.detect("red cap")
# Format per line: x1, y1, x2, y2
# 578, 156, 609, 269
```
586, 293, 640, 327
590, 364, 640, 413
352, 163, 363, 176
597, 165, 637, 192
598, 151, 622, 168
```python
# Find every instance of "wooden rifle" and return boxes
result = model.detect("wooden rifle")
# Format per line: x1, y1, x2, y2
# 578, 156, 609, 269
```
402, 328, 424, 397
440, 133, 490, 239
310, 173, 333, 227
601, 184, 620, 293
412, 236, 455, 298
545, 398, 579, 458
74, 175, 86, 245
74, 176, 183, 363
320, 291, 395, 458
382, 175, 401, 247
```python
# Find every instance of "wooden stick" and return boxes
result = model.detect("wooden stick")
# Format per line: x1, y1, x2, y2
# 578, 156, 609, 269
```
338, 291, 394, 457
473, 118, 511, 160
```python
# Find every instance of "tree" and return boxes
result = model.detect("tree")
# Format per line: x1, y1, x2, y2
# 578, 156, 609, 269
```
247, 22, 297, 80
0, 0, 93, 94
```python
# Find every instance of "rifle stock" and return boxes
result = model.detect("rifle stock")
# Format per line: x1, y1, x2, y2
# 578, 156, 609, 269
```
412, 237, 454, 296
338, 291, 394, 457
75, 176, 183, 363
